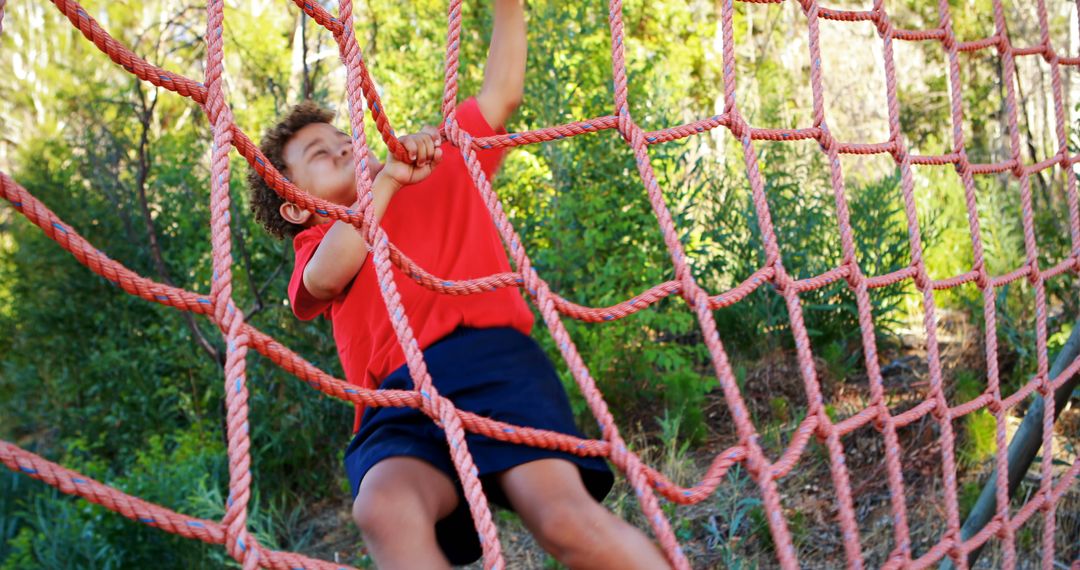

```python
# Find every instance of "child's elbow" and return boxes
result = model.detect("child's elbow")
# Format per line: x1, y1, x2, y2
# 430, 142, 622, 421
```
502, 91, 523, 115
493, 91, 523, 128
303, 269, 345, 301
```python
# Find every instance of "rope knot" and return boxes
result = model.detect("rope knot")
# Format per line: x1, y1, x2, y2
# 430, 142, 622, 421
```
443, 112, 462, 146
843, 259, 864, 289
769, 261, 793, 294
995, 33, 1009, 55
816, 121, 836, 153
1035, 373, 1052, 397
608, 438, 629, 466
728, 114, 750, 142
1038, 490, 1054, 512
972, 260, 991, 290
952, 147, 969, 175
911, 264, 930, 291
870, 400, 889, 431
1042, 45, 1056, 65
205, 95, 223, 124
885, 130, 905, 159
870, 6, 887, 29
622, 120, 645, 148
940, 29, 957, 52
929, 398, 950, 422
812, 410, 832, 442
224, 520, 261, 570
991, 513, 1012, 539
941, 527, 963, 558
1010, 157, 1025, 178
415, 379, 441, 414
1026, 259, 1041, 285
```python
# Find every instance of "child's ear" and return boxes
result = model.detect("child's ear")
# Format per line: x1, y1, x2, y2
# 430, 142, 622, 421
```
279, 202, 312, 226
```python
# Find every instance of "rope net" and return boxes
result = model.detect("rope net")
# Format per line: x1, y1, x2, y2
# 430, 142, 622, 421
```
1, 0, 1079, 568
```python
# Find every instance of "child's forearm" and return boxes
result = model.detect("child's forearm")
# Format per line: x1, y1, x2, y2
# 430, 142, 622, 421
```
477, 0, 526, 129
302, 174, 402, 301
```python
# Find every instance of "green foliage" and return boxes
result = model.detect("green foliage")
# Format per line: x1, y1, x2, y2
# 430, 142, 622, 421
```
0, 471, 37, 563
951, 356, 1003, 476
705, 148, 913, 359
747, 490, 807, 557
542, 555, 567, 570
2, 0, 1078, 565
688, 462, 764, 566
1, 427, 230, 569
887, 0, 1078, 397
1, 2, 352, 564
953, 369, 984, 403
959, 480, 983, 519
958, 409, 998, 469
0, 424, 319, 569
702, 494, 761, 570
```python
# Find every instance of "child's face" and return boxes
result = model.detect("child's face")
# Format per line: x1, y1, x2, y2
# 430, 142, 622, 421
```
282, 122, 358, 207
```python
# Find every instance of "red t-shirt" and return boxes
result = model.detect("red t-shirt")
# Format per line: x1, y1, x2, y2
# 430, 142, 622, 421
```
288, 98, 534, 433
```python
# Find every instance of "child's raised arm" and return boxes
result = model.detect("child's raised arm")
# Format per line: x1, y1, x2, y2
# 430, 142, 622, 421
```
476, 0, 526, 130
302, 130, 443, 301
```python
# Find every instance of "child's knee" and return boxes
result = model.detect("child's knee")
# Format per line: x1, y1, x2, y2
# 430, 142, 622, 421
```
351, 484, 424, 538
533, 498, 610, 555
350, 483, 457, 570
352, 457, 458, 537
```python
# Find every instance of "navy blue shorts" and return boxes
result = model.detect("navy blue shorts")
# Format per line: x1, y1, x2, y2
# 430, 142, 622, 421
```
343, 327, 614, 565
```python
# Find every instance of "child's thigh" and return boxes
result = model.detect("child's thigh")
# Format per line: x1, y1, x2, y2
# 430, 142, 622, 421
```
353, 456, 459, 524
497, 458, 597, 517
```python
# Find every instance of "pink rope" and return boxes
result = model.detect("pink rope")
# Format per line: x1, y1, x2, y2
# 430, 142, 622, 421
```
1, 0, 1078, 568
203, 0, 261, 566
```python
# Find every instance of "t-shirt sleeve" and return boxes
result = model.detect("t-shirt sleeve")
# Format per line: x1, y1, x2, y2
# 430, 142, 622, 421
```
288, 225, 333, 321
455, 97, 508, 181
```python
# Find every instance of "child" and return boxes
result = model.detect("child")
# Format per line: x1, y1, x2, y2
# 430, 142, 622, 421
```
247, 2, 669, 568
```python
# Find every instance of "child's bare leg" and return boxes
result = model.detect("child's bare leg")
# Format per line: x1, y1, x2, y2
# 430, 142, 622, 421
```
498, 458, 671, 570
352, 457, 459, 570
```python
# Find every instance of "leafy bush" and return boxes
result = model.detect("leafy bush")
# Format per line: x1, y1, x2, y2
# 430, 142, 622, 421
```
1, 426, 229, 569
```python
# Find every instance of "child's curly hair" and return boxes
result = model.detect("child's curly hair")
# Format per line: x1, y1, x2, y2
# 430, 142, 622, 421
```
247, 101, 336, 240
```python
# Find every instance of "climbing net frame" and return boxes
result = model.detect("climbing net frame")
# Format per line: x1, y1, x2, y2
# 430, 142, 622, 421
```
1, 0, 1080, 568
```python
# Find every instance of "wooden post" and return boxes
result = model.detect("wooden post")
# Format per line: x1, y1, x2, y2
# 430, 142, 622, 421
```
939, 318, 1080, 569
